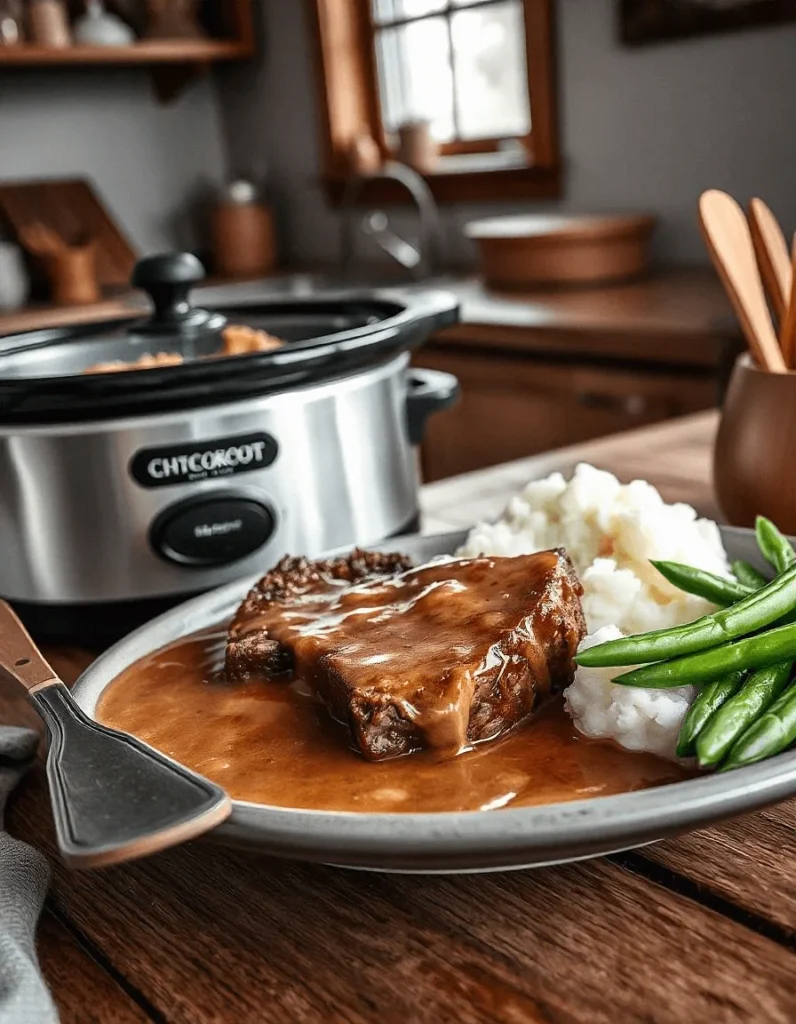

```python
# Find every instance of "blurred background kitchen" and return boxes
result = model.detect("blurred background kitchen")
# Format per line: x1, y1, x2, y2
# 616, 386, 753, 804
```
1, 0, 795, 481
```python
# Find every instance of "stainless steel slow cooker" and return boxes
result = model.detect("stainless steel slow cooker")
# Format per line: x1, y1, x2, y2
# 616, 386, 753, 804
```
0, 253, 459, 641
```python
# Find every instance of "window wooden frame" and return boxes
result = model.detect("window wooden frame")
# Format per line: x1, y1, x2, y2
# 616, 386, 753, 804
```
307, 0, 561, 204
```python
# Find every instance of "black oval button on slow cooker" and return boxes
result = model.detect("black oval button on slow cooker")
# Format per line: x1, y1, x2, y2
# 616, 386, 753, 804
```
151, 496, 275, 568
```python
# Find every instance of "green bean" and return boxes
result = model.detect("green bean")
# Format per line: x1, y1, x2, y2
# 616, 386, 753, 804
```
651, 561, 751, 607
755, 516, 796, 575
675, 671, 745, 758
575, 564, 796, 669
720, 681, 796, 770
610, 618, 796, 692
696, 662, 793, 767
732, 560, 768, 590
611, 622, 796, 688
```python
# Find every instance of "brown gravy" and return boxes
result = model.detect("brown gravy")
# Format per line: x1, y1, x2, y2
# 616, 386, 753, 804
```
97, 627, 689, 813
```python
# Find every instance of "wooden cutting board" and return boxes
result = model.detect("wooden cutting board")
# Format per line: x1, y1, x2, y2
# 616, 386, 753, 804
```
0, 178, 137, 288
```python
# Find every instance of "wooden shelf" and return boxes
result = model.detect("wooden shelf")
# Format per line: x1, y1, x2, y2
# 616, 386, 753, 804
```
0, 39, 254, 67
0, 0, 256, 100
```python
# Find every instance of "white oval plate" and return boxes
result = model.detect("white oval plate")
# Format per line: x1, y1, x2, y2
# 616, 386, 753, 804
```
72, 526, 796, 873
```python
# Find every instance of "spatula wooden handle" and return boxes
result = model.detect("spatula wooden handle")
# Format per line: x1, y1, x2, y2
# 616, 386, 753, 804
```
699, 190, 786, 373
0, 601, 59, 693
0, 601, 231, 869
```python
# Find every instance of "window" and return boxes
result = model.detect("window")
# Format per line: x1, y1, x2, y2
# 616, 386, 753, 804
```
372, 1, 531, 153
309, 0, 560, 202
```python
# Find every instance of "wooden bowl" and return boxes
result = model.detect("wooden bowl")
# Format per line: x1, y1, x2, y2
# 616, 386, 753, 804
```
714, 354, 796, 531
465, 214, 657, 290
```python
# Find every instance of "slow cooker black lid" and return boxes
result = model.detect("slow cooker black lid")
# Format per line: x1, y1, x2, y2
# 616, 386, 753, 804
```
0, 253, 459, 423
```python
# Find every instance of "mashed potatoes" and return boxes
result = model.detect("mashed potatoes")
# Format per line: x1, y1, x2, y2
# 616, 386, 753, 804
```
458, 463, 730, 759
564, 626, 696, 758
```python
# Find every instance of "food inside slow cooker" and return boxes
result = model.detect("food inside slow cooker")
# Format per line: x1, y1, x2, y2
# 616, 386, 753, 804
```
83, 325, 284, 374
220, 324, 284, 356
225, 548, 586, 761
83, 352, 185, 374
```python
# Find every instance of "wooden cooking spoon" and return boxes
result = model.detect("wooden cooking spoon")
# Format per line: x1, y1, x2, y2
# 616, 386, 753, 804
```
0, 602, 231, 869
780, 236, 796, 369
748, 198, 792, 324
699, 190, 786, 373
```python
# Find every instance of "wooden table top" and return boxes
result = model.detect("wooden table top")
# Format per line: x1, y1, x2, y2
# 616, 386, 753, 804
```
7, 410, 796, 1024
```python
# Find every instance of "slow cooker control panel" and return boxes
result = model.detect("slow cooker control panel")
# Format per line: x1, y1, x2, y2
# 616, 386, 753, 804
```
150, 494, 276, 568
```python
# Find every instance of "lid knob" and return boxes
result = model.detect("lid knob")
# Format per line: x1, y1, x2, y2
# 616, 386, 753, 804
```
130, 252, 225, 336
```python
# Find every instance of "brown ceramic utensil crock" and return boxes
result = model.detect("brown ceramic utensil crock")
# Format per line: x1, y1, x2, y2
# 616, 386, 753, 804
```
715, 353, 796, 531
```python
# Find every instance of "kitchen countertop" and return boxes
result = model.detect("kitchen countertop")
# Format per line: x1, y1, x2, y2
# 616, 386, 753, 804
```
0, 268, 737, 355
5, 409, 796, 1023
440, 268, 736, 337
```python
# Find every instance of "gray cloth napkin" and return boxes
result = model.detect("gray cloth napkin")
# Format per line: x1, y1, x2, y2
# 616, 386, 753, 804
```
0, 728, 57, 1024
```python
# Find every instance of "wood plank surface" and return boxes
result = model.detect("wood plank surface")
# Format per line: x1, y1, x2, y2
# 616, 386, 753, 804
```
641, 804, 796, 940
9, 774, 796, 1024
9, 410, 796, 1023
37, 912, 151, 1024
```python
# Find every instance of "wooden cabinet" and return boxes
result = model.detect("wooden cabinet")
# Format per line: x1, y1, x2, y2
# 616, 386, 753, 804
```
415, 347, 717, 481
414, 271, 741, 481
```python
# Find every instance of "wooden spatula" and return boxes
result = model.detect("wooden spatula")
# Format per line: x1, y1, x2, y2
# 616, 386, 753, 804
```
699, 190, 786, 373
748, 198, 792, 324
780, 236, 796, 369
0, 601, 231, 869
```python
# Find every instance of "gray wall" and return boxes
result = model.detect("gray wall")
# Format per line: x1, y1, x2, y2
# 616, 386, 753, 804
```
217, 0, 796, 268
215, 0, 338, 267
0, 69, 228, 253
4, 2, 794, 265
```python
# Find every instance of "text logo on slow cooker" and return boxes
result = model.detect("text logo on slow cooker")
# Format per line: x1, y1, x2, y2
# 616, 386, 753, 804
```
130, 433, 278, 488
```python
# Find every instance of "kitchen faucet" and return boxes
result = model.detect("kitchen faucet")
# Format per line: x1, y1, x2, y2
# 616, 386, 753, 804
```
339, 161, 443, 281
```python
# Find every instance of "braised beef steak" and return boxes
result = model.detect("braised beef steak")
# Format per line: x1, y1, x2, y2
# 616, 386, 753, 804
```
226, 549, 585, 761
226, 551, 412, 681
